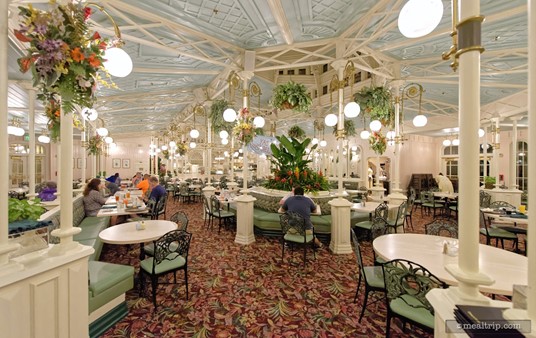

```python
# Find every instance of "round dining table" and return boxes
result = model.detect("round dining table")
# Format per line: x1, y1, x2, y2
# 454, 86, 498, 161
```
99, 220, 177, 245
373, 233, 527, 296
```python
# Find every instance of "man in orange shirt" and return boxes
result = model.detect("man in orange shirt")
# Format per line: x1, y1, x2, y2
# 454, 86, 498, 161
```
137, 174, 150, 196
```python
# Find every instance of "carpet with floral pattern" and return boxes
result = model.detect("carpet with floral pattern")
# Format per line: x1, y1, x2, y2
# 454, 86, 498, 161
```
99, 197, 516, 338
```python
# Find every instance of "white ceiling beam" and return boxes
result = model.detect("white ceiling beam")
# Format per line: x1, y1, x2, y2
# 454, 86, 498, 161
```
133, 67, 220, 75
266, 0, 293, 45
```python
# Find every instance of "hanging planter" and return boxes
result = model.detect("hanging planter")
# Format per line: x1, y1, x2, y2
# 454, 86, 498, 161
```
209, 99, 234, 133
288, 125, 306, 140
354, 86, 393, 126
86, 135, 103, 155
332, 120, 357, 137
271, 81, 312, 113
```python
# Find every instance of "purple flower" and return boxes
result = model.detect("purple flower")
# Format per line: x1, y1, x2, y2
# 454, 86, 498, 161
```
34, 23, 47, 35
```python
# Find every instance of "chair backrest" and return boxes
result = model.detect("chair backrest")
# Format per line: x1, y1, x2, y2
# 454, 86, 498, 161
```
479, 210, 491, 234
203, 195, 212, 214
420, 191, 434, 204
179, 185, 190, 195
392, 201, 408, 226
409, 186, 416, 200
156, 194, 167, 215
489, 200, 515, 210
279, 211, 307, 235
479, 190, 491, 208
382, 259, 447, 313
370, 217, 389, 241
146, 199, 157, 216
152, 230, 192, 272
425, 219, 458, 238
170, 211, 189, 231
210, 196, 223, 216
350, 230, 366, 276
373, 202, 389, 220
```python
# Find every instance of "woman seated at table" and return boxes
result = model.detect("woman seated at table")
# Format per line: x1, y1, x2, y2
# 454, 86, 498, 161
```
83, 178, 118, 225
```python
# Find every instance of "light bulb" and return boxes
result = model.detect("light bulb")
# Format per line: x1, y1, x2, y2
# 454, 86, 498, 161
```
104, 136, 113, 144
96, 127, 108, 137
311, 137, 319, 145
398, 0, 443, 38
452, 138, 460, 146
319, 140, 327, 147
219, 130, 229, 139
189, 142, 196, 148
103, 47, 133, 77
360, 130, 371, 139
223, 108, 237, 122
81, 107, 98, 121
169, 141, 176, 147
442, 139, 451, 146
370, 120, 382, 132
478, 128, 485, 137
38, 134, 50, 143
413, 114, 427, 127
343, 102, 360, 118
161, 145, 168, 150
222, 138, 229, 145
324, 114, 338, 127
190, 129, 200, 139
253, 116, 265, 128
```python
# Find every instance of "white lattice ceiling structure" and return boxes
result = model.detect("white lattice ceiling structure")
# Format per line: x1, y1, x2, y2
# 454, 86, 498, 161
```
6, 0, 529, 140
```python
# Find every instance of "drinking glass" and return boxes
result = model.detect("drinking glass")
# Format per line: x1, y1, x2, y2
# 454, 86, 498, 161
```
115, 195, 120, 203
519, 205, 526, 214
126, 191, 131, 199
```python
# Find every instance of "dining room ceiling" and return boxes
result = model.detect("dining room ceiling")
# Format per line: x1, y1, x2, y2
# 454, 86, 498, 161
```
6, 0, 529, 141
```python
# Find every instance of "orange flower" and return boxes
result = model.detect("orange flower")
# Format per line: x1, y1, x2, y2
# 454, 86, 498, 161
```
71, 47, 85, 62
92, 31, 101, 41
14, 30, 31, 43
54, 110, 60, 117
18, 57, 32, 73
88, 54, 101, 67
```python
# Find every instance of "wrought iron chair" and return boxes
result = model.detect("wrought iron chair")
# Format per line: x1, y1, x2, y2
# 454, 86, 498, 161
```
479, 210, 518, 250
279, 211, 316, 267
144, 211, 189, 257
386, 201, 407, 233
479, 190, 491, 208
178, 184, 192, 203
139, 230, 192, 311
154, 194, 167, 220
350, 230, 385, 322
489, 200, 516, 210
382, 259, 447, 338
354, 202, 388, 240
370, 217, 389, 265
404, 195, 415, 230
425, 219, 458, 238
202, 195, 213, 229
210, 195, 235, 233
420, 191, 444, 217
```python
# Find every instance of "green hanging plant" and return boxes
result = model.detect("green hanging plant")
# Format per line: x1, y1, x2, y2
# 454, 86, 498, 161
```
332, 120, 356, 137
288, 125, 306, 139
271, 81, 312, 113
354, 86, 394, 126
209, 98, 234, 133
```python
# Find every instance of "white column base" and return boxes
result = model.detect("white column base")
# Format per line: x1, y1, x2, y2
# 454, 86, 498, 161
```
369, 186, 386, 201
234, 194, 256, 245
328, 197, 353, 254
227, 181, 238, 192
202, 185, 216, 198
445, 263, 494, 301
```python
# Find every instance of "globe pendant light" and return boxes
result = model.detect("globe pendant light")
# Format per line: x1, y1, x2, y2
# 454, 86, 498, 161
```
253, 116, 265, 128
343, 102, 360, 118
96, 127, 108, 137
190, 129, 199, 139
223, 108, 237, 122
370, 120, 382, 132
219, 130, 229, 139
360, 130, 370, 140
103, 47, 133, 77
442, 139, 452, 147
325, 113, 338, 127
398, 0, 443, 38
413, 114, 428, 127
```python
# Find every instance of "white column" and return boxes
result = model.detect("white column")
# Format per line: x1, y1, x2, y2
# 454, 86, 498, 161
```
329, 59, 352, 254
482, 126, 488, 179
387, 80, 407, 206
509, 117, 520, 190
207, 117, 212, 185
50, 109, 81, 255
444, 0, 493, 301
56, 143, 61, 196
528, 0, 536, 321
81, 118, 86, 185
0, 0, 20, 265
27, 88, 36, 199
492, 117, 500, 189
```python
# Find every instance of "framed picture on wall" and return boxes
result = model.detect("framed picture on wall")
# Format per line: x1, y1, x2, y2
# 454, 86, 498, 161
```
122, 159, 130, 169
112, 158, 121, 169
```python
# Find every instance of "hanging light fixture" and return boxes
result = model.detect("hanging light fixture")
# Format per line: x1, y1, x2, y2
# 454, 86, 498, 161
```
360, 130, 370, 140
104, 136, 114, 144
478, 128, 485, 138
189, 141, 197, 149
169, 140, 177, 148
81, 107, 98, 121
398, 0, 444, 38
37, 129, 51, 144
87, 3, 133, 78
442, 139, 452, 147
343, 101, 360, 118
452, 138, 460, 146
219, 130, 229, 139
96, 127, 108, 137
324, 113, 338, 127
253, 116, 265, 128
223, 108, 237, 122
7, 118, 25, 136
370, 120, 382, 132
413, 114, 427, 127
190, 109, 199, 139
222, 138, 229, 145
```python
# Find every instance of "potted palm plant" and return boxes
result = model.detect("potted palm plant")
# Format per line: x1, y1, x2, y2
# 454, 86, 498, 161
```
271, 81, 312, 113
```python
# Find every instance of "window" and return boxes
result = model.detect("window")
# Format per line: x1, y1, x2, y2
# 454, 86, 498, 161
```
443, 145, 459, 156
323, 64, 328, 73
322, 85, 328, 95
298, 68, 306, 75
287, 69, 294, 75
517, 141, 528, 191
355, 72, 361, 83
445, 159, 458, 180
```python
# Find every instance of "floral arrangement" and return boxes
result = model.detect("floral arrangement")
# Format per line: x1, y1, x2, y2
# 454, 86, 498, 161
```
176, 142, 188, 156
15, 1, 116, 141
232, 107, 255, 145
86, 134, 103, 155
369, 131, 387, 155
264, 135, 329, 193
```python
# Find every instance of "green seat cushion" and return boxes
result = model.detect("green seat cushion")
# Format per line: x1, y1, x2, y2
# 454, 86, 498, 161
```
88, 261, 134, 297
284, 233, 314, 243
144, 242, 179, 256
78, 238, 99, 261
480, 227, 518, 239
389, 294, 434, 329
363, 266, 384, 288
354, 221, 372, 230
140, 254, 186, 274
74, 222, 106, 241
215, 210, 235, 218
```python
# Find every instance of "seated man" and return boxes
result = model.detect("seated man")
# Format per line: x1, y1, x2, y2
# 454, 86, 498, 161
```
436, 173, 454, 194
278, 186, 322, 248
142, 176, 166, 205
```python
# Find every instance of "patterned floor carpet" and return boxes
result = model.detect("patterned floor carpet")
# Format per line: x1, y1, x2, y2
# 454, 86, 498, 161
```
99, 197, 516, 338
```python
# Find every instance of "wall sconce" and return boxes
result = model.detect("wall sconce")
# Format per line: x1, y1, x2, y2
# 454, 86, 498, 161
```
8, 118, 25, 136
96, 117, 108, 137
88, 3, 133, 77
